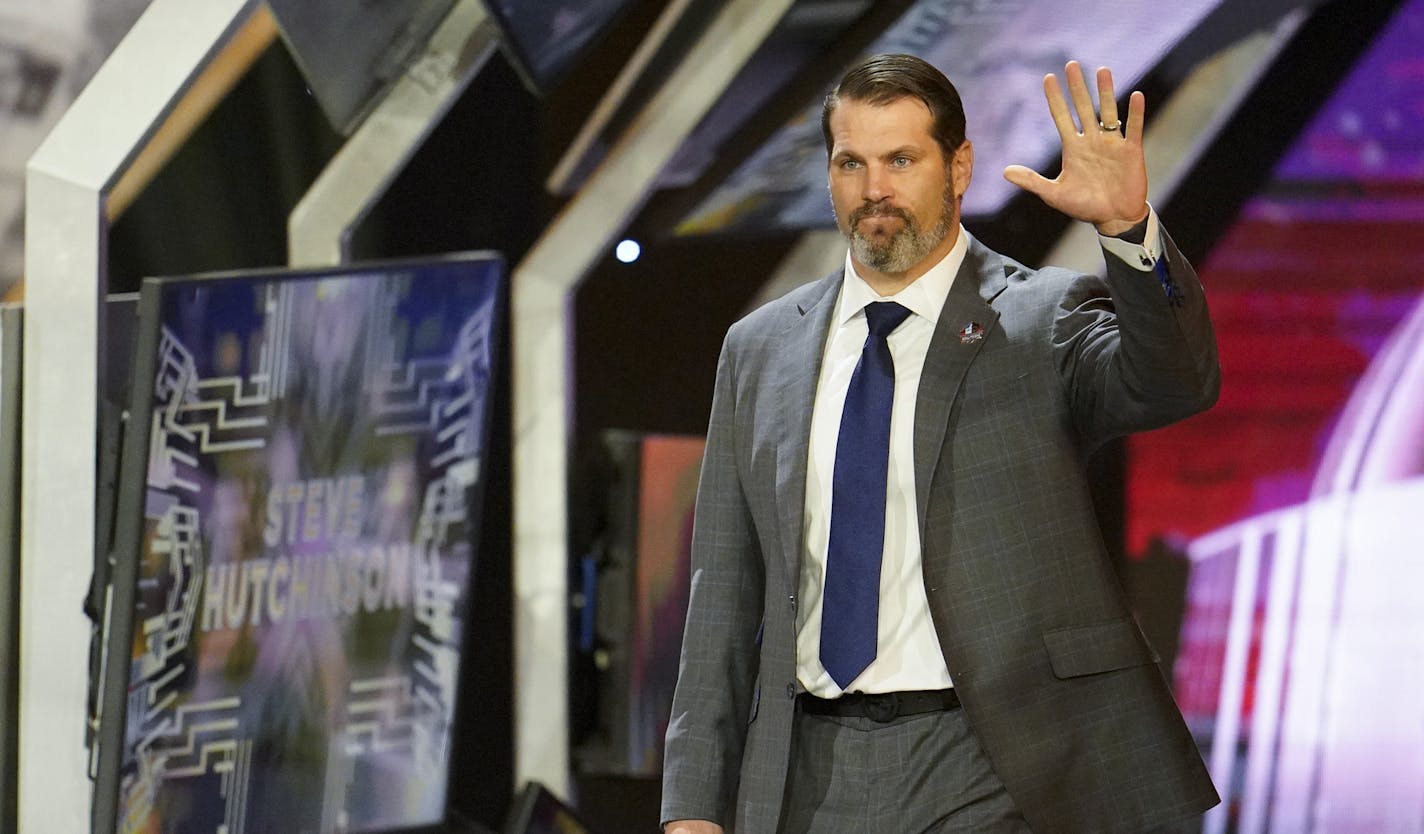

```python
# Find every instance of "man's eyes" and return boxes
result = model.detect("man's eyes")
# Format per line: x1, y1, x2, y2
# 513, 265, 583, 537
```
836, 156, 913, 170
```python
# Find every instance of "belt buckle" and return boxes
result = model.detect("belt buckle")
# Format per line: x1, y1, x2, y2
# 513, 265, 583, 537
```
863, 692, 899, 723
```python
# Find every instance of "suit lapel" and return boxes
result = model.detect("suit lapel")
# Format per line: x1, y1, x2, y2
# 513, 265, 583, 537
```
773, 273, 841, 586
913, 236, 1005, 533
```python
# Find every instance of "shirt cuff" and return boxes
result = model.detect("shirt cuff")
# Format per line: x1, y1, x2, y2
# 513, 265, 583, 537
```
1098, 204, 1161, 272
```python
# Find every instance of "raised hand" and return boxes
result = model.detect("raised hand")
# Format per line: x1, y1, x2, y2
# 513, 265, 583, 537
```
1003, 61, 1149, 236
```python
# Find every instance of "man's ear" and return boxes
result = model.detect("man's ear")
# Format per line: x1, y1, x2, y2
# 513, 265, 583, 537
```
952, 140, 974, 199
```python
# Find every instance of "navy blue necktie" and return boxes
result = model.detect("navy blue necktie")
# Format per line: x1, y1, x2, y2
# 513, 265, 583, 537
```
820, 301, 912, 689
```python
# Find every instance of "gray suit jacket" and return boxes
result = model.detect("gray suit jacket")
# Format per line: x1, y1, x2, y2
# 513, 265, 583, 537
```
662, 231, 1221, 833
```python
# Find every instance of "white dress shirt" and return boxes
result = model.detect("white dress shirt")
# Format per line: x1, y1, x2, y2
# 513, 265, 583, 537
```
796, 211, 1165, 698
796, 228, 967, 697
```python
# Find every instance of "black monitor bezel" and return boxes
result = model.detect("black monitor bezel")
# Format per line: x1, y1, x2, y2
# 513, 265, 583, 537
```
501, 781, 600, 834
0, 304, 23, 834
480, 0, 636, 94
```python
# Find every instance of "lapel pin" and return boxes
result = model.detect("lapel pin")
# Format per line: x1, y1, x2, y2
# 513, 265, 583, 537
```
959, 321, 985, 344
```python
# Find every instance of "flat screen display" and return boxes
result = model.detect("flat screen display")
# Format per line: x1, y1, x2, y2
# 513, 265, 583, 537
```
576, 432, 701, 776
626, 435, 700, 775
502, 782, 597, 834
268, 0, 457, 134
483, 0, 632, 91
92, 253, 504, 834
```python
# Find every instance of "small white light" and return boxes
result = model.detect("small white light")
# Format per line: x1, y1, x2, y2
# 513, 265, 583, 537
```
615, 239, 642, 263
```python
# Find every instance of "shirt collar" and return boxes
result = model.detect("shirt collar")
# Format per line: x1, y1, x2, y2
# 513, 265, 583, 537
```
838, 225, 968, 328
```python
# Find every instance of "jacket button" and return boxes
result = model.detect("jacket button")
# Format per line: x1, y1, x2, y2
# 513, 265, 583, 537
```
786, 683, 796, 700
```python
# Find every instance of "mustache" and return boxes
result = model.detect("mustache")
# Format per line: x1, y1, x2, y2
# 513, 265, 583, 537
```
849, 202, 912, 226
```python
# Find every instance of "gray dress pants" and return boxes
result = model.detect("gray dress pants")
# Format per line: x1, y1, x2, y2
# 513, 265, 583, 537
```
778, 705, 1030, 833
777, 705, 1204, 833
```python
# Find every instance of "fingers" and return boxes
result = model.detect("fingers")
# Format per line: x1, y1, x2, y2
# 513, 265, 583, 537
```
1125, 90, 1146, 144
1096, 66, 1119, 130
1041, 72, 1076, 141
1003, 164, 1050, 198
1044, 61, 1145, 137
1064, 61, 1099, 133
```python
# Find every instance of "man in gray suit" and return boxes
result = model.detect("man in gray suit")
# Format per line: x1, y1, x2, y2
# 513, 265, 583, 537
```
662, 54, 1220, 833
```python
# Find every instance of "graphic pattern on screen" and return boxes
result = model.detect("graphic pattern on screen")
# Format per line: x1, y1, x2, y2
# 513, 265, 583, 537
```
116, 263, 499, 834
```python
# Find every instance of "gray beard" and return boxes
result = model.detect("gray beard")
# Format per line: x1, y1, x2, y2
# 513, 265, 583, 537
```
841, 193, 954, 275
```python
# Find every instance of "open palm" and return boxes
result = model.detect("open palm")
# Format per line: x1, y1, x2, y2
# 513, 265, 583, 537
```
1004, 61, 1149, 236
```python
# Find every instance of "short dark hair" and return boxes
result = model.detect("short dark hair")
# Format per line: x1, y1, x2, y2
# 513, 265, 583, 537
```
821, 53, 966, 162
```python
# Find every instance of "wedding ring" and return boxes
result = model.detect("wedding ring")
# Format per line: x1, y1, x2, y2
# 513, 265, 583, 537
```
1099, 121, 1121, 132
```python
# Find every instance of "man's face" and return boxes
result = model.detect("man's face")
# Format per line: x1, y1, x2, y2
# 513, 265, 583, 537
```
827, 96, 972, 280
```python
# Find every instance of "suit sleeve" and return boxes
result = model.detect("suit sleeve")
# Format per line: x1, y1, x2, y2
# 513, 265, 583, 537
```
661, 330, 766, 827
1052, 226, 1222, 451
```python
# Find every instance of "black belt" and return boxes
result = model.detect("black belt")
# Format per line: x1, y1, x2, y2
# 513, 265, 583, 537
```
798, 688, 960, 723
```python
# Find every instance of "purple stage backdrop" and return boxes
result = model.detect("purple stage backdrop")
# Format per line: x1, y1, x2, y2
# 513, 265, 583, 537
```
1128, 2, 1424, 832
107, 255, 501, 834
678, 0, 1224, 232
